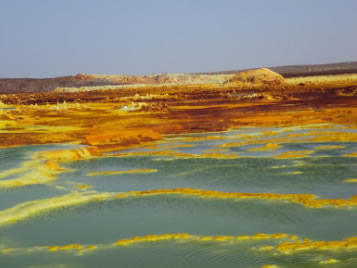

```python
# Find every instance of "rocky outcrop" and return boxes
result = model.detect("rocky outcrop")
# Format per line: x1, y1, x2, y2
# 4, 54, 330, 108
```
228, 68, 286, 86
0, 75, 121, 94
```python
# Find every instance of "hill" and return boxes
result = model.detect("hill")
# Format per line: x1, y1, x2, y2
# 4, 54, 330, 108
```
0, 61, 356, 94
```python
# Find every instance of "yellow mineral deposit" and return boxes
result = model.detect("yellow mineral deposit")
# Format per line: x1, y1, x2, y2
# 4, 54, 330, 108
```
308, 131, 357, 143
1, 233, 356, 259
121, 188, 357, 208
258, 246, 275, 251
0, 157, 64, 189
48, 244, 83, 252
274, 150, 314, 159
4, 232, 290, 255
247, 143, 280, 152
113, 233, 289, 248
344, 178, 357, 183
1, 248, 13, 254
86, 245, 97, 251
1, 188, 357, 228
275, 236, 357, 255
199, 236, 214, 241
345, 152, 357, 157
0, 159, 40, 179
218, 129, 357, 154
113, 233, 191, 247
0, 191, 117, 227
314, 145, 345, 150
36, 147, 100, 162
74, 184, 93, 190
213, 235, 234, 242
237, 233, 288, 242
319, 258, 340, 265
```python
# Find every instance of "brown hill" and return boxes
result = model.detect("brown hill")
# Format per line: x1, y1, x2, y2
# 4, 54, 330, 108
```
228, 68, 286, 85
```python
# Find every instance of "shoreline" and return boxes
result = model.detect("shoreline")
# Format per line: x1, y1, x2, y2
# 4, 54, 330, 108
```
1, 67, 357, 150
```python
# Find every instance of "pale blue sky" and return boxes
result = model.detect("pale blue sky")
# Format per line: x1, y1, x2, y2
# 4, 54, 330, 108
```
1, 0, 356, 77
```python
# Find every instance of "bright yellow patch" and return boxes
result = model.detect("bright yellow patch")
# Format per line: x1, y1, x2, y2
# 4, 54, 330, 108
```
0, 158, 64, 189
86, 245, 97, 251
248, 143, 280, 152
319, 258, 340, 265
345, 152, 357, 157
48, 244, 83, 252
74, 184, 93, 190
37, 147, 99, 162
345, 178, 357, 183
314, 145, 344, 150
276, 236, 357, 254
213, 235, 233, 242
1, 248, 13, 254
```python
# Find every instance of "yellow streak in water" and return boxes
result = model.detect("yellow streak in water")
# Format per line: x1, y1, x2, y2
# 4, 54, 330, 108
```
247, 143, 280, 152
0, 232, 294, 255
319, 258, 340, 265
274, 236, 357, 255
0, 188, 357, 228
314, 145, 345, 150
0, 191, 116, 227
0, 159, 37, 179
345, 178, 357, 183
1, 248, 13, 254
0, 159, 63, 189
36, 147, 99, 162
74, 184, 93, 190
121, 188, 357, 209
2, 233, 357, 258
48, 244, 83, 252
345, 152, 357, 157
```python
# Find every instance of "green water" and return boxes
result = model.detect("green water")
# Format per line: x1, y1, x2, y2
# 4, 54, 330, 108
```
1, 126, 357, 267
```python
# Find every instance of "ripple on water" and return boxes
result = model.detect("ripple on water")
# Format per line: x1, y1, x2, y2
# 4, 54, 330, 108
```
1, 126, 357, 267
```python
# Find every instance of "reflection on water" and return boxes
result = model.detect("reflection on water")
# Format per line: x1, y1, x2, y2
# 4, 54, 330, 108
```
1, 125, 357, 267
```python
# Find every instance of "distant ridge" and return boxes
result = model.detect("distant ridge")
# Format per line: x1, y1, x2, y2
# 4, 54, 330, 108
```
199, 61, 357, 77
1, 61, 357, 94
271, 61, 357, 77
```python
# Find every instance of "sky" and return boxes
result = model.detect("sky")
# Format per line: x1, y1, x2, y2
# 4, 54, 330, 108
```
0, 0, 356, 77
